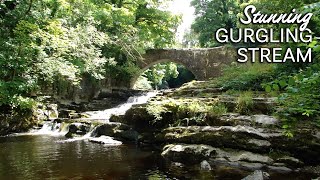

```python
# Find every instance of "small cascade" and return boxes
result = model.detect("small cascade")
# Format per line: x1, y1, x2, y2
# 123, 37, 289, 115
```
85, 91, 158, 121
21, 91, 157, 143
11, 121, 68, 136
61, 125, 98, 142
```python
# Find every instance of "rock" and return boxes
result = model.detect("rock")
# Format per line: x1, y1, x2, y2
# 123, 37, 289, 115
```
114, 129, 139, 141
162, 144, 215, 164
218, 114, 279, 127
65, 123, 91, 138
275, 156, 303, 167
200, 160, 212, 170
241, 170, 269, 180
267, 166, 292, 172
155, 125, 320, 164
161, 144, 298, 173
156, 126, 282, 153
46, 104, 58, 119
171, 162, 184, 168
314, 132, 320, 139
36, 109, 47, 121
59, 109, 77, 118
93, 123, 130, 136
252, 115, 278, 125
89, 136, 122, 145
248, 139, 271, 148
93, 123, 139, 142
301, 165, 320, 176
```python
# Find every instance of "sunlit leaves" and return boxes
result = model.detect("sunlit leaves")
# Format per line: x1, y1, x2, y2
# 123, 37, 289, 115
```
0, 0, 178, 110
191, 0, 238, 47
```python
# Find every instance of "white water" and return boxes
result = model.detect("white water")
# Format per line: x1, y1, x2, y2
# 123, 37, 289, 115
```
85, 91, 158, 121
10, 121, 68, 136
20, 92, 157, 139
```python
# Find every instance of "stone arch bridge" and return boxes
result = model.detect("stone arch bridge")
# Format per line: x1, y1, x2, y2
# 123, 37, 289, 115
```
131, 46, 237, 87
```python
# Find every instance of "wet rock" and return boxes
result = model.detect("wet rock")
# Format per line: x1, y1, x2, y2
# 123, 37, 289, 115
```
118, 105, 159, 132
93, 123, 139, 142
59, 109, 77, 118
65, 123, 91, 138
241, 170, 269, 180
162, 144, 215, 164
35, 109, 47, 121
94, 123, 130, 136
46, 104, 58, 119
114, 129, 139, 141
89, 136, 122, 145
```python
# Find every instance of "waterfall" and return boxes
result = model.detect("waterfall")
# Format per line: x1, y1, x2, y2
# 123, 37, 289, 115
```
22, 91, 157, 139
85, 91, 158, 121
12, 121, 68, 136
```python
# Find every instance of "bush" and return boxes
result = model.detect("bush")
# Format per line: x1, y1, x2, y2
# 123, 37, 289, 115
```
214, 63, 276, 91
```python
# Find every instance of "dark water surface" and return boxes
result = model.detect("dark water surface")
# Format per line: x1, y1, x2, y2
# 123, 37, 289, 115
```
0, 135, 315, 180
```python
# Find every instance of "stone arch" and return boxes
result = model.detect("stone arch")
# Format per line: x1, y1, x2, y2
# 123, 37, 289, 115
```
130, 46, 237, 88
130, 59, 199, 88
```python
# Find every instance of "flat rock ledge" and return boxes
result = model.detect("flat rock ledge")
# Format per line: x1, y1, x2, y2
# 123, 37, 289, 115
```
161, 144, 301, 173
155, 125, 320, 164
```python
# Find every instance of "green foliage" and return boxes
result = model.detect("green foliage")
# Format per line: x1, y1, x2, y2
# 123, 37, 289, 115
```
146, 98, 227, 126
146, 98, 180, 121
275, 63, 320, 120
236, 91, 254, 115
206, 103, 228, 117
133, 76, 153, 90
0, 0, 179, 131
214, 63, 275, 91
191, 0, 239, 47
181, 29, 200, 48
143, 62, 179, 89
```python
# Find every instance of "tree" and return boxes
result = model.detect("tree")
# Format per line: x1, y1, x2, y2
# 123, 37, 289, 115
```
191, 0, 239, 47
182, 29, 200, 48
143, 62, 179, 89
0, 0, 180, 109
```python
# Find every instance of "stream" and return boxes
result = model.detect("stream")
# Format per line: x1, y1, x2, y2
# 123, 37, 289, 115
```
0, 92, 316, 179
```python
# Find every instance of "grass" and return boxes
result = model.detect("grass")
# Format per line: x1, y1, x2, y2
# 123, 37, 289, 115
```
236, 91, 254, 115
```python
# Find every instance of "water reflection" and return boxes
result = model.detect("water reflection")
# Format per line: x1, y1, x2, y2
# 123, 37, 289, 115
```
0, 135, 315, 180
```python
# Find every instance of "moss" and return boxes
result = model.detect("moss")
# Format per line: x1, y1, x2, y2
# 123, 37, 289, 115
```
0, 108, 38, 135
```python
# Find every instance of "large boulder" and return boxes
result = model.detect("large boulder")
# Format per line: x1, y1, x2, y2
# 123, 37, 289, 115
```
93, 122, 139, 142
241, 170, 270, 180
65, 122, 91, 138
